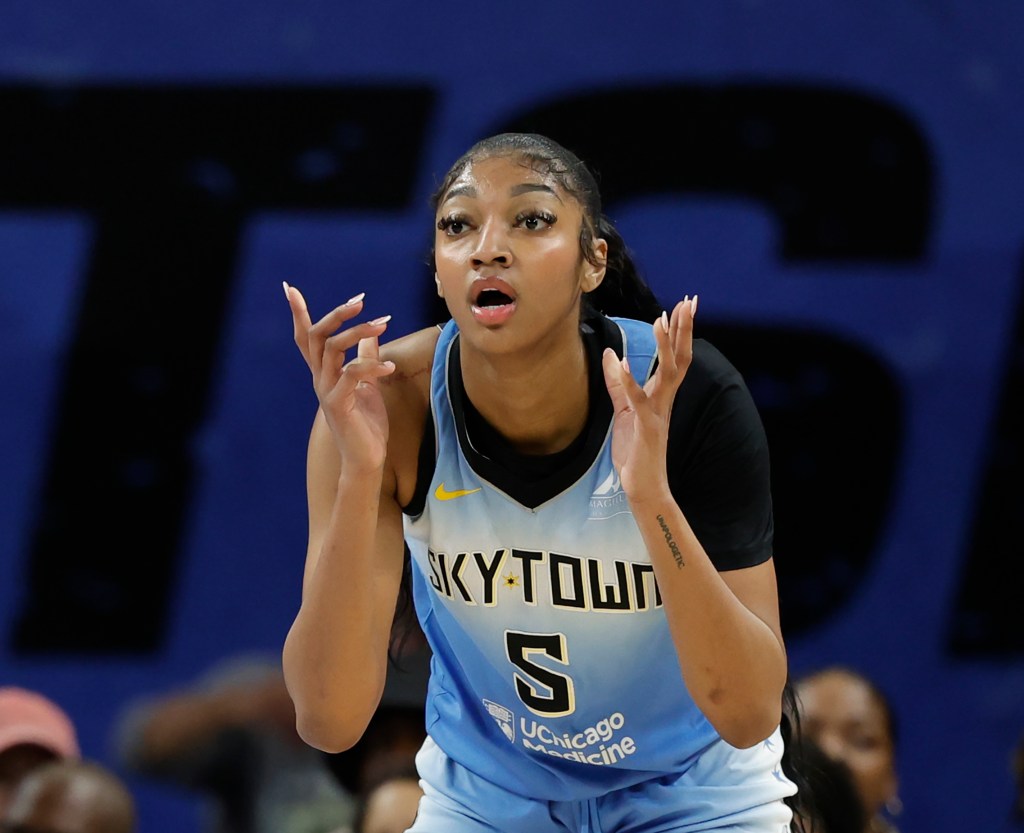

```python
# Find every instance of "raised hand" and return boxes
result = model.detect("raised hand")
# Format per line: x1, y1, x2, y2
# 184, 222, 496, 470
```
284, 282, 396, 473
601, 296, 697, 504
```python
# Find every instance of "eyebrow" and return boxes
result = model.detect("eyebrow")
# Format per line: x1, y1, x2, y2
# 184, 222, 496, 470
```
440, 182, 562, 204
511, 183, 560, 200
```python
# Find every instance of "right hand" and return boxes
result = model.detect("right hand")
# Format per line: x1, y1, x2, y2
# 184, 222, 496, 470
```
284, 283, 396, 472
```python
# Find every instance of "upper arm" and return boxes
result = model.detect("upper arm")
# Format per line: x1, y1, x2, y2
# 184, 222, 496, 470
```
669, 342, 784, 646
669, 343, 774, 571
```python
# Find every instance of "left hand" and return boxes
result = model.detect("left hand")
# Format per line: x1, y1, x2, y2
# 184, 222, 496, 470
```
601, 296, 696, 503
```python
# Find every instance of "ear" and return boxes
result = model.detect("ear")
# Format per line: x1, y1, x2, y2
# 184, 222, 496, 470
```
434, 272, 445, 298
880, 762, 901, 821
582, 237, 608, 293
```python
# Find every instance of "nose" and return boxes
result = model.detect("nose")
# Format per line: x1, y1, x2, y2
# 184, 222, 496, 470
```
471, 218, 512, 267
815, 731, 848, 764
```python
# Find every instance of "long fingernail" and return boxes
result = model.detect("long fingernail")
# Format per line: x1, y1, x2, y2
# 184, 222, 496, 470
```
282, 281, 290, 299
661, 310, 669, 333
370, 315, 392, 325
622, 356, 630, 373
691, 294, 699, 317
346, 292, 366, 306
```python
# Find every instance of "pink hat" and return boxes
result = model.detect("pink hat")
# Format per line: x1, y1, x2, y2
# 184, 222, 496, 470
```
0, 687, 80, 759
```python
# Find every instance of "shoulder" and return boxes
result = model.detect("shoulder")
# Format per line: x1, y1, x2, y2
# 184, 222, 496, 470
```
380, 325, 442, 503
689, 337, 749, 391
675, 337, 760, 423
379, 325, 440, 409
669, 336, 768, 470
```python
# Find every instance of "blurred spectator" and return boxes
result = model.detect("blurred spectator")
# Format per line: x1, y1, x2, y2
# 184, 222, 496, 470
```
113, 652, 357, 833
0, 686, 80, 816
348, 763, 422, 833
1, 758, 135, 833
794, 666, 901, 833
788, 734, 867, 833
327, 699, 427, 806
113, 641, 430, 833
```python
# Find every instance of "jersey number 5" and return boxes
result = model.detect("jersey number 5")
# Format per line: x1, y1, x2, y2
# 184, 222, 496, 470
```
505, 630, 576, 717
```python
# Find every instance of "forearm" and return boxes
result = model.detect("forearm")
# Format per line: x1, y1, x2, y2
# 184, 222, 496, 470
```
282, 469, 399, 752
631, 488, 787, 748
132, 692, 250, 764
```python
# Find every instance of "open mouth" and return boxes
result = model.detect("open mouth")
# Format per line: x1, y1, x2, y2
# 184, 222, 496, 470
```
470, 281, 518, 326
474, 288, 515, 309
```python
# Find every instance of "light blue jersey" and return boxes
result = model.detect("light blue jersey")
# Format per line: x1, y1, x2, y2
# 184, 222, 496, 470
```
403, 317, 794, 822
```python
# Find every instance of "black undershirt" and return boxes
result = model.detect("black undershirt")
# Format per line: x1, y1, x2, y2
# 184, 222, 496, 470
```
404, 315, 617, 514
403, 314, 775, 571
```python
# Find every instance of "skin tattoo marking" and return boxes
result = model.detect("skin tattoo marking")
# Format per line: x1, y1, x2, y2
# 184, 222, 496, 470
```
656, 514, 685, 569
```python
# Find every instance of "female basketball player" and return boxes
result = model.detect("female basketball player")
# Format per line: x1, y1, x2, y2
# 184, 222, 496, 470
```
282, 133, 796, 831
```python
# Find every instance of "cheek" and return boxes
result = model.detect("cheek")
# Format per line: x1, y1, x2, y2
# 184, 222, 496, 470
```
531, 241, 590, 293
847, 749, 896, 809
434, 236, 468, 270
434, 252, 462, 296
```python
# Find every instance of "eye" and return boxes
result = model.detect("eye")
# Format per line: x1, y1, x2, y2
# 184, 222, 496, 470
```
437, 214, 471, 236
849, 732, 884, 751
514, 210, 557, 231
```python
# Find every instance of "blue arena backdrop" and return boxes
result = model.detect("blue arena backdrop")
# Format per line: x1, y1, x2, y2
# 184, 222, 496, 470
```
1, 3, 1022, 831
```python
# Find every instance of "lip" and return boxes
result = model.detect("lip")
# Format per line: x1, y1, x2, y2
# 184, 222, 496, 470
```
468, 276, 518, 327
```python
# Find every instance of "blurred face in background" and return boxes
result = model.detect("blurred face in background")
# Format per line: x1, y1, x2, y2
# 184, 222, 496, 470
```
796, 668, 898, 821
0, 745, 60, 817
360, 776, 423, 833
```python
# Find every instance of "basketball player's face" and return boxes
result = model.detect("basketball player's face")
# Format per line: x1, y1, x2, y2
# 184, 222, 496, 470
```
433, 155, 606, 353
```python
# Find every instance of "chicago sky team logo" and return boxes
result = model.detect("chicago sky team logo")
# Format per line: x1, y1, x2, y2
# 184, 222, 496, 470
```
589, 469, 629, 520
483, 699, 515, 742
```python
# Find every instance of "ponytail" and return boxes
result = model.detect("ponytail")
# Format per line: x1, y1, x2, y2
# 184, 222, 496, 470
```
582, 215, 663, 324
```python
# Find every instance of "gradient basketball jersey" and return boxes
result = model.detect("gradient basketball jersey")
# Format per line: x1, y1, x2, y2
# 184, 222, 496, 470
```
403, 317, 776, 801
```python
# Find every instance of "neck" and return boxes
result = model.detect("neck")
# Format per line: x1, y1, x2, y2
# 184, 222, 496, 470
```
460, 323, 590, 455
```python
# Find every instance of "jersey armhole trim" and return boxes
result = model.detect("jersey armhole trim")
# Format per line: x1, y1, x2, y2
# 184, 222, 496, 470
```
401, 406, 437, 518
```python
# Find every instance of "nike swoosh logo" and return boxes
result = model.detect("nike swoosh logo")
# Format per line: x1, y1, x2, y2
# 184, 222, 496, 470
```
434, 483, 482, 501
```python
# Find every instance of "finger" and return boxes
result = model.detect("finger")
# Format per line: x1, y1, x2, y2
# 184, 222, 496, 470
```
647, 300, 685, 406
306, 293, 368, 379
648, 296, 696, 413
338, 356, 397, 390
322, 316, 392, 369
332, 344, 396, 398
605, 347, 648, 413
357, 331, 381, 362
646, 307, 677, 399
672, 295, 695, 368
321, 317, 391, 394
284, 282, 314, 365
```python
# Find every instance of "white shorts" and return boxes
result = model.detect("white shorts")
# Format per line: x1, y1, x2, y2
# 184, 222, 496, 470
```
407, 732, 795, 833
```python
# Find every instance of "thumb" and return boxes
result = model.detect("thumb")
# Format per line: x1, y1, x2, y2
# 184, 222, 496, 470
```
602, 348, 631, 413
